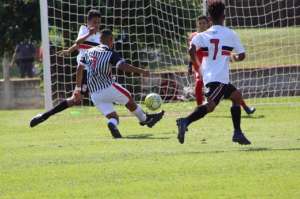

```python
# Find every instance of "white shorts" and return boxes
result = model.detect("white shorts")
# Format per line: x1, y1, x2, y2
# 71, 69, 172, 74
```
91, 83, 131, 116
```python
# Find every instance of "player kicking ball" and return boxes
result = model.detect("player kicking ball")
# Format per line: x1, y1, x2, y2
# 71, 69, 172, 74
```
188, 15, 256, 115
30, 9, 101, 128
75, 29, 164, 138
177, 1, 251, 145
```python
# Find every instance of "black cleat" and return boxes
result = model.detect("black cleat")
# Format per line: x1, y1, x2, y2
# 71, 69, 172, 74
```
140, 110, 165, 128
232, 130, 251, 145
107, 123, 122, 138
176, 118, 188, 144
30, 113, 48, 128
244, 106, 256, 115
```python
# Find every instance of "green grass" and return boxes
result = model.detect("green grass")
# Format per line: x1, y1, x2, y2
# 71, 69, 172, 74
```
1, 98, 300, 199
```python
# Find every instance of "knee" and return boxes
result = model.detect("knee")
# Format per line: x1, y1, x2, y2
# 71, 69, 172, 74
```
230, 91, 242, 105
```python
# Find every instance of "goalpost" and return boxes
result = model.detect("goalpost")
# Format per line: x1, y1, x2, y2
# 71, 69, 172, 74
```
40, 0, 300, 109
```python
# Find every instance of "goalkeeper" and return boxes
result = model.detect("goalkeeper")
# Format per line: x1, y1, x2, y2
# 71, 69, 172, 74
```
30, 9, 101, 127
187, 15, 256, 115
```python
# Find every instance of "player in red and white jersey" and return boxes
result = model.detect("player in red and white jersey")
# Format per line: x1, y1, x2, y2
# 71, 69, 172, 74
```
177, 1, 251, 145
187, 16, 210, 106
30, 10, 101, 128
188, 16, 256, 114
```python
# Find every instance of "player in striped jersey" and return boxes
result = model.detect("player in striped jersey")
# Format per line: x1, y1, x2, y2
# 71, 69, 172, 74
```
188, 15, 256, 114
177, 1, 251, 145
75, 29, 164, 138
30, 10, 101, 128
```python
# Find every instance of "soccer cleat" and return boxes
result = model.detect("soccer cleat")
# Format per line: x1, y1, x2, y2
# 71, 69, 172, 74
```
232, 130, 251, 145
243, 106, 256, 115
107, 123, 122, 139
176, 118, 188, 144
140, 110, 165, 128
30, 113, 48, 128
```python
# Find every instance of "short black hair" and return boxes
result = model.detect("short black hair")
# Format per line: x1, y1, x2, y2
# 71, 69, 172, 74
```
197, 15, 209, 22
208, 1, 225, 21
87, 9, 101, 21
101, 29, 113, 37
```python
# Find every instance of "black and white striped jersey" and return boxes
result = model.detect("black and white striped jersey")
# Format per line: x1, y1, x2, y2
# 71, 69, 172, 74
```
79, 44, 125, 93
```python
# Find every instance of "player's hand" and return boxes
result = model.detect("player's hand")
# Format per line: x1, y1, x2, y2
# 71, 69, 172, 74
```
88, 27, 97, 35
57, 50, 70, 56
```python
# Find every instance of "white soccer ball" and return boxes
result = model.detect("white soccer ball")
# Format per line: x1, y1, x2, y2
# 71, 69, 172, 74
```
145, 93, 162, 111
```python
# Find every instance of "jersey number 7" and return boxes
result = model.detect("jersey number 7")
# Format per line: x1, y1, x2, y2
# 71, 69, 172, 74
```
210, 39, 220, 60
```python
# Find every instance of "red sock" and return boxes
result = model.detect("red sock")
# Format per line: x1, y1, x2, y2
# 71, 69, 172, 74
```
195, 78, 204, 105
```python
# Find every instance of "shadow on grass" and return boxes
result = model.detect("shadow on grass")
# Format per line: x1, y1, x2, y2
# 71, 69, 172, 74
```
210, 115, 265, 119
181, 147, 300, 155
124, 133, 170, 140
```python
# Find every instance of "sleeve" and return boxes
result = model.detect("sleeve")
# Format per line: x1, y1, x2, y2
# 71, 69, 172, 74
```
110, 51, 126, 68
190, 34, 203, 50
232, 31, 245, 54
76, 25, 88, 40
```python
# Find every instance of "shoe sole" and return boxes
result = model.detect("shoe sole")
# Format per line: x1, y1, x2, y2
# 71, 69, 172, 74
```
176, 119, 186, 144
147, 110, 165, 128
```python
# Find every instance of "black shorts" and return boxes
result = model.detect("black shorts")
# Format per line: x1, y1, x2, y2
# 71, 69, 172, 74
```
204, 82, 237, 105
81, 69, 89, 94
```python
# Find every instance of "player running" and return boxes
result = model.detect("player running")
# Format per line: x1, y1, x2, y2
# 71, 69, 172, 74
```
177, 1, 251, 145
188, 15, 256, 115
30, 9, 101, 128
75, 29, 164, 138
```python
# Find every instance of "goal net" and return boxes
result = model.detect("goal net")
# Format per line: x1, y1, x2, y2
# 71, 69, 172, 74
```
41, 0, 300, 108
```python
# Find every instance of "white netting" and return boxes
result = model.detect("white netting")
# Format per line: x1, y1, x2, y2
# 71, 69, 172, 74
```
45, 0, 300, 106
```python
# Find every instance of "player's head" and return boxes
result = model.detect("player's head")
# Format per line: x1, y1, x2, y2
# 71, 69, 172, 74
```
100, 29, 114, 48
197, 16, 209, 32
207, 1, 226, 25
87, 9, 101, 30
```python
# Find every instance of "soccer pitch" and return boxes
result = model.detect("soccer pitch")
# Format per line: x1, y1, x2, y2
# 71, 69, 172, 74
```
1, 98, 300, 199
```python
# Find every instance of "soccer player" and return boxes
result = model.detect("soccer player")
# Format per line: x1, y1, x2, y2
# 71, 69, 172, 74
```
188, 15, 256, 115
30, 9, 101, 128
177, 1, 251, 145
75, 29, 164, 138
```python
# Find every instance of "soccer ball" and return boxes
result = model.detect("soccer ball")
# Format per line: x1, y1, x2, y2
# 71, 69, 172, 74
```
145, 93, 162, 111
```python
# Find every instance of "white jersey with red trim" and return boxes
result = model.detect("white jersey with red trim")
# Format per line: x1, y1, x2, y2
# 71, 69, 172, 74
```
76, 25, 101, 64
191, 25, 245, 85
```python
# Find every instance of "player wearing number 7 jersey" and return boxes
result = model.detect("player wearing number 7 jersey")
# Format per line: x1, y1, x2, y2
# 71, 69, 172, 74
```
177, 1, 251, 145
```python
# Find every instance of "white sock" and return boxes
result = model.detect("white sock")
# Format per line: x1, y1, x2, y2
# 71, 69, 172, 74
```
132, 105, 147, 122
107, 118, 118, 126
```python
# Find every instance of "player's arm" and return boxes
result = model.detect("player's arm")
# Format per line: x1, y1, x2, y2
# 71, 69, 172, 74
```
231, 31, 246, 62
189, 44, 199, 66
58, 43, 79, 56
118, 63, 149, 76
111, 51, 149, 76
75, 26, 97, 45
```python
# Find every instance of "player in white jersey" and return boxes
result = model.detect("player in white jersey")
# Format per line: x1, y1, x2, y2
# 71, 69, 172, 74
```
30, 10, 101, 128
75, 29, 164, 138
177, 1, 251, 145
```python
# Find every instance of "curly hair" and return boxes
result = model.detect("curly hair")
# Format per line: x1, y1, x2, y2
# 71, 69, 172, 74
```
207, 1, 225, 21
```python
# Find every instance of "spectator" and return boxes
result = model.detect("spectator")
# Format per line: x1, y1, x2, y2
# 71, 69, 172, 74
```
10, 40, 36, 78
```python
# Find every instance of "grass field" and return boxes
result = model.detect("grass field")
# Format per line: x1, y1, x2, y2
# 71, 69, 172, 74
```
1, 98, 300, 199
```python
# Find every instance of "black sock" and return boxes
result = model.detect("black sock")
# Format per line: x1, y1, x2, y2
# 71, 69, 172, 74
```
44, 100, 69, 118
231, 105, 241, 131
185, 105, 208, 126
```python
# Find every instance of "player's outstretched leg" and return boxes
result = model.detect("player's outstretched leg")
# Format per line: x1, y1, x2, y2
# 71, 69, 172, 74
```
106, 112, 122, 138
240, 98, 256, 115
230, 91, 251, 145
176, 102, 214, 144
30, 92, 81, 127
126, 99, 164, 128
